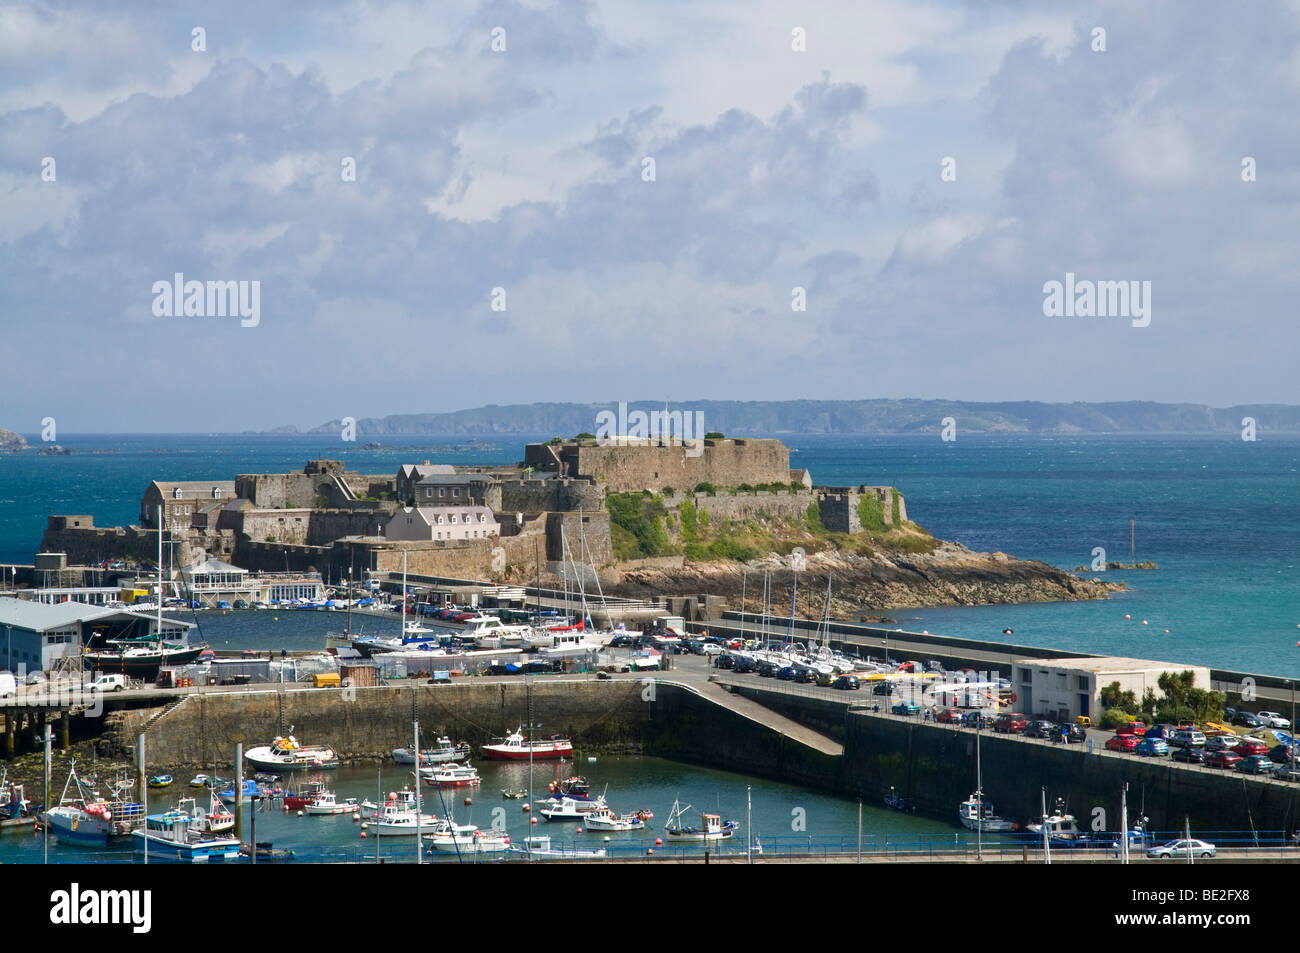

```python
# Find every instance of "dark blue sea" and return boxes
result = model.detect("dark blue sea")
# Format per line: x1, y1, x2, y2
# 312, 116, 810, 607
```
2, 433, 1298, 675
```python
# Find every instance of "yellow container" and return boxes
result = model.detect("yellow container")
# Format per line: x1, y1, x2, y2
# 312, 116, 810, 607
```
313, 673, 341, 688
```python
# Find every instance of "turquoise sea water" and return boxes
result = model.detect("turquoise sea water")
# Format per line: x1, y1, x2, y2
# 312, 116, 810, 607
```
1, 432, 1298, 675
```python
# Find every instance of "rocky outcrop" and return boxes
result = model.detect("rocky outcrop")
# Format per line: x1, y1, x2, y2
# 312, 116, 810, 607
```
0, 429, 27, 452
608, 541, 1124, 614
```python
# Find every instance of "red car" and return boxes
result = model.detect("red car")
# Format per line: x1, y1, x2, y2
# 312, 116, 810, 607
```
936, 708, 964, 724
1237, 739, 1269, 756
1107, 735, 1139, 752
1206, 749, 1243, 769
994, 713, 1028, 733
1115, 721, 1148, 737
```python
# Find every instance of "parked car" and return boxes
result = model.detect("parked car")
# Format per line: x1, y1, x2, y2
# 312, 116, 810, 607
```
1057, 723, 1086, 744
777, 666, 799, 681
757, 661, 779, 678
1172, 746, 1207, 764
993, 713, 1027, 734
1204, 735, 1241, 753
964, 712, 996, 730
1234, 711, 1263, 728
1144, 725, 1171, 740
1269, 744, 1299, 764
1236, 738, 1269, 757
1168, 729, 1207, 749
1273, 762, 1300, 782
935, 708, 964, 724
871, 680, 894, 696
1023, 720, 1057, 739
892, 701, 920, 716
1147, 839, 1216, 860
733, 656, 756, 674
714, 654, 736, 670
1115, 721, 1148, 737
1237, 754, 1275, 775
1205, 750, 1243, 769
1136, 738, 1170, 757
832, 675, 861, 691
1256, 711, 1292, 729
1106, 735, 1139, 752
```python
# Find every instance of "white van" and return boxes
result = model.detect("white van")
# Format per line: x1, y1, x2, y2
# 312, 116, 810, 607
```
87, 674, 127, 692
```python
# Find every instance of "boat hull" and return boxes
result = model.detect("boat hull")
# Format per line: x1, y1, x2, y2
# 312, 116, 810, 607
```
481, 744, 573, 761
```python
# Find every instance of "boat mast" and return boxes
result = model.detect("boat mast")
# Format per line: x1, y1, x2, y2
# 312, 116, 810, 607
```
156, 505, 163, 649
414, 718, 421, 865
740, 569, 747, 644
401, 550, 407, 636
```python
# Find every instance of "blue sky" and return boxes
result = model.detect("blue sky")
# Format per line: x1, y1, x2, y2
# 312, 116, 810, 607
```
1, 0, 1297, 432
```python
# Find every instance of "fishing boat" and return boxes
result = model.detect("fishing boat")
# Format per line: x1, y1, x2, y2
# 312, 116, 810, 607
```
663, 799, 737, 841
245, 733, 339, 772
217, 778, 261, 803
370, 801, 442, 836
148, 774, 174, 789
420, 763, 481, 788
422, 818, 508, 854
284, 778, 328, 811
132, 812, 242, 862
539, 795, 608, 821
481, 728, 574, 761
361, 786, 422, 818
584, 806, 653, 832
1026, 798, 1088, 846
547, 775, 593, 800
40, 763, 142, 846
188, 774, 213, 788
304, 791, 361, 816
393, 736, 471, 765
958, 794, 1018, 832
0, 770, 37, 828
883, 786, 916, 814
508, 834, 606, 859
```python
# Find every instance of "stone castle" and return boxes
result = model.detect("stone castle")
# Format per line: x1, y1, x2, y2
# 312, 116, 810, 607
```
39, 437, 906, 582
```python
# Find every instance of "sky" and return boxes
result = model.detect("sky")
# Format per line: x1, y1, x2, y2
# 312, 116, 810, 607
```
1, 0, 1298, 432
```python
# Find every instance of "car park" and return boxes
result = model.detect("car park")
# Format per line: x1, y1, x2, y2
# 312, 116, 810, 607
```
1147, 839, 1215, 860
1237, 754, 1275, 775
1172, 746, 1206, 764
1136, 738, 1170, 757
1205, 750, 1242, 769
1106, 735, 1139, 752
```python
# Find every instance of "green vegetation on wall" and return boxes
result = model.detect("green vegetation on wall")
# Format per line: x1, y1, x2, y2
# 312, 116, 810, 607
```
606, 492, 675, 560
857, 493, 888, 533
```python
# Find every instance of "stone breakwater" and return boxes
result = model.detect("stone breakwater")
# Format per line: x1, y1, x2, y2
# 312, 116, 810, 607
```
609, 542, 1123, 615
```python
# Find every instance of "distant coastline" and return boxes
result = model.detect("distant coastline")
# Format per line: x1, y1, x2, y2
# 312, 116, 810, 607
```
256, 399, 1300, 438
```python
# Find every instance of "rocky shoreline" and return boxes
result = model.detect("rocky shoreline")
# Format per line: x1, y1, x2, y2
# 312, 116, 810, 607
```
607, 541, 1124, 618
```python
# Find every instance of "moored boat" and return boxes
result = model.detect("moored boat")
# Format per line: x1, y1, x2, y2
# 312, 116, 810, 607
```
508, 834, 606, 860
420, 763, 481, 788
481, 728, 573, 761
304, 791, 361, 815
246, 733, 339, 772
132, 812, 242, 862
958, 793, 1018, 832
393, 737, 471, 765
663, 799, 737, 841
584, 806, 652, 832
539, 795, 608, 822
